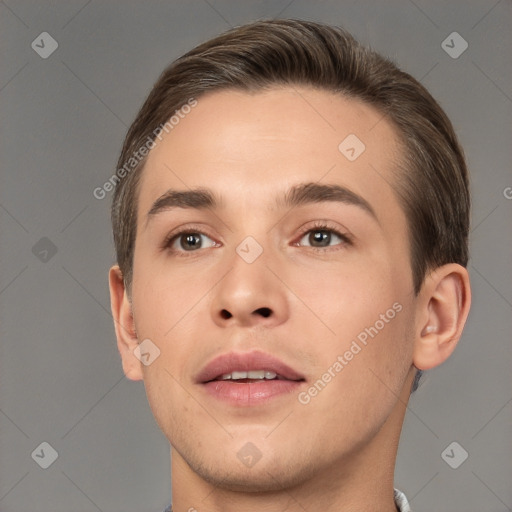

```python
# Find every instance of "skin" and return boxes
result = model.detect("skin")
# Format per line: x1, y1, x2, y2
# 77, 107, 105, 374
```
109, 87, 471, 512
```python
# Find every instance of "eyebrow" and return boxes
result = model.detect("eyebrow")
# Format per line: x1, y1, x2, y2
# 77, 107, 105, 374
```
146, 182, 378, 226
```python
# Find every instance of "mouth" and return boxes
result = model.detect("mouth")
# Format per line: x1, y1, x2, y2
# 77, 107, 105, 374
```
196, 351, 306, 406
205, 369, 301, 383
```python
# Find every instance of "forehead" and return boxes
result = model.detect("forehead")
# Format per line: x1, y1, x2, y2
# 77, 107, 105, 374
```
136, 87, 405, 228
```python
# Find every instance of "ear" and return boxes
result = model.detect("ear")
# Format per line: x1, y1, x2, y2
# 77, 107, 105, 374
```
109, 265, 143, 381
413, 263, 471, 371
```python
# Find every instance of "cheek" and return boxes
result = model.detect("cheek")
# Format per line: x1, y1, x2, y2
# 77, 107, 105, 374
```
140, 364, 183, 438
131, 254, 209, 339
299, 306, 413, 436
290, 258, 398, 337
290, 260, 412, 388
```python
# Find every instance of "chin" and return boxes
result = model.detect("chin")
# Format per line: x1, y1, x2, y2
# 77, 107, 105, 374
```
194, 463, 305, 493
182, 445, 319, 494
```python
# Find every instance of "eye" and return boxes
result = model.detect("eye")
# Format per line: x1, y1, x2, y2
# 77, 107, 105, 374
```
165, 231, 217, 252
296, 224, 351, 249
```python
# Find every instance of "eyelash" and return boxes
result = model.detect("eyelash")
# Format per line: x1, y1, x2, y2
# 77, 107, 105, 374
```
162, 221, 353, 256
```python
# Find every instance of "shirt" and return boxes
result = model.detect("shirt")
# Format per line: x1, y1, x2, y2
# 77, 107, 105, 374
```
394, 488, 412, 511
164, 488, 412, 511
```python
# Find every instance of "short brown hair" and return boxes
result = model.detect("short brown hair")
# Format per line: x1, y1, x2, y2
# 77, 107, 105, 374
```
111, 19, 470, 391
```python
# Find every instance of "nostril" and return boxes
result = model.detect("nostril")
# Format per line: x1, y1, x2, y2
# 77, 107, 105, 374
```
255, 307, 272, 318
220, 309, 232, 319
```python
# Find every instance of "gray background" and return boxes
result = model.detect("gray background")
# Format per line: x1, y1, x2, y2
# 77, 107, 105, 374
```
1, 1, 511, 511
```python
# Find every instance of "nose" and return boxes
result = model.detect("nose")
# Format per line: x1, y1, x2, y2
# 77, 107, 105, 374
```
210, 251, 289, 329
219, 306, 272, 320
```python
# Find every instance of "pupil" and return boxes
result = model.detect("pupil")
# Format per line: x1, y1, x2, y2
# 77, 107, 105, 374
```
310, 230, 330, 247
182, 233, 201, 250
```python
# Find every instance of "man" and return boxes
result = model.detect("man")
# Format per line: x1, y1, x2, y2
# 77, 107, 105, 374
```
108, 19, 471, 512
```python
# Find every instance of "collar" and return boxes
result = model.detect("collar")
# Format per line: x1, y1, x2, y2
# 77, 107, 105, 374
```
165, 489, 412, 512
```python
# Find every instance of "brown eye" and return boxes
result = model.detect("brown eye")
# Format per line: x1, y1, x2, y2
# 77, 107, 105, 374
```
179, 233, 202, 251
167, 232, 216, 252
299, 229, 347, 248
309, 230, 332, 247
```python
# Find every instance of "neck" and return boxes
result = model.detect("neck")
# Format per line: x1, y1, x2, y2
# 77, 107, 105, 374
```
170, 371, 414, 512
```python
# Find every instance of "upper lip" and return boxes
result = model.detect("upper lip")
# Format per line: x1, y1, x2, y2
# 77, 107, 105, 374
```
195, 350, 305, 383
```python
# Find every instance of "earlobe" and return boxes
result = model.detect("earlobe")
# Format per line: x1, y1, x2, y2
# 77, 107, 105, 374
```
413, 264, 471, 371
108, 265, 144, 381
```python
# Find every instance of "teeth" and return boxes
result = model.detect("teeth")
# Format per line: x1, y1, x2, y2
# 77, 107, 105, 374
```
219, 370, 278, 380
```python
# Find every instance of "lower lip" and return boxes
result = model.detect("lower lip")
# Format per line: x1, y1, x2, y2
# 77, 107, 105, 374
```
200, 379, 304, 406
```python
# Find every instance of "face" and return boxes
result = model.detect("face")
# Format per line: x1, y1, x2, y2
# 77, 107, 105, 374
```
126, 87, 418, 491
